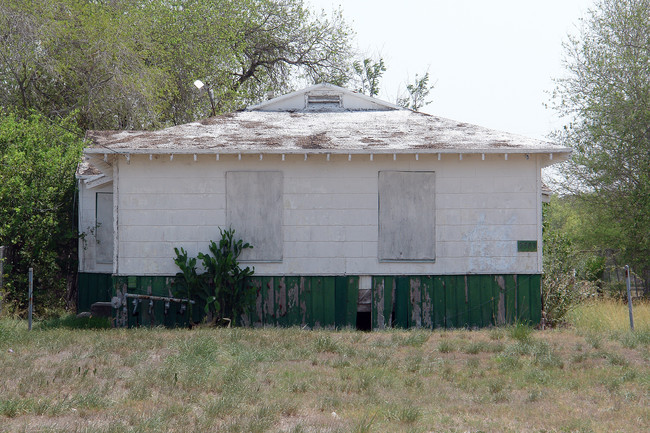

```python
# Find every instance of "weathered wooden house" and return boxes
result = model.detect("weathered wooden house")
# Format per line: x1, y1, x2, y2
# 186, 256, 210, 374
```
77, 83, 570, 329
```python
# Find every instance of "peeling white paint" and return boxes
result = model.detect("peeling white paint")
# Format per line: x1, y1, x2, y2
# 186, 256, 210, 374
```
462, 214, 520, 273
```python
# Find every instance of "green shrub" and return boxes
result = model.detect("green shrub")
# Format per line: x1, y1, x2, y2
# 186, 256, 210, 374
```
173, 228, 254, 326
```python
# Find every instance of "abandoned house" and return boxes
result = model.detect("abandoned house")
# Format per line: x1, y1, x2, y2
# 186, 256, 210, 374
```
76, 83, 570, 329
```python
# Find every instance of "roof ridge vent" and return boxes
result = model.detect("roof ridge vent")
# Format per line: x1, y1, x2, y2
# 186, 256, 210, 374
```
306, 92, 342, 110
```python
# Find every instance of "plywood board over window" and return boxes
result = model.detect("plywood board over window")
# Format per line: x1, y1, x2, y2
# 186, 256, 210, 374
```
95, 192, 114, 264
226, 171, 283, 262
378, 171, 435, 261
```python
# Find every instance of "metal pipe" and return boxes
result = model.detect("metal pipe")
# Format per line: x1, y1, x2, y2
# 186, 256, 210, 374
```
625, 265, 634, 331
124, 293, 195, 304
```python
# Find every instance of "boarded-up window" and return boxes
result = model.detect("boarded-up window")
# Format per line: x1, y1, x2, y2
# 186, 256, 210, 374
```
226, 171, 283, 262
378, 171, 435, 261
95, 192, 114, 264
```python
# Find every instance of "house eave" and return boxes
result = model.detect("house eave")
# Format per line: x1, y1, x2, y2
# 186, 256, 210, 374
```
84, 147, 571, 156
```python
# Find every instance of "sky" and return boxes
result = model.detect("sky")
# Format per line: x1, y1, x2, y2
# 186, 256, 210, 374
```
307, 0, 596, 141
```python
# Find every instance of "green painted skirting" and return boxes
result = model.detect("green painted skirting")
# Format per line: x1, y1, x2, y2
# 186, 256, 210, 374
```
371, 275, 542, 329
77, 272, 113, 313
79, 273, 541, 329
247, 276, 359, 329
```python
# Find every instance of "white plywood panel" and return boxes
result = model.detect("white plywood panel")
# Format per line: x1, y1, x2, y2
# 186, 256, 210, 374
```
226, 171, 283, 262
378, 171, 436, 261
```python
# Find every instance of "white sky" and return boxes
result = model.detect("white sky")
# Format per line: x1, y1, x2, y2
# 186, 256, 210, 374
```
308, 0, 595, 140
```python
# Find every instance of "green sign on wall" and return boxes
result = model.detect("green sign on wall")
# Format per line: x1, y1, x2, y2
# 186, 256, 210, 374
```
517, 240, 538, 252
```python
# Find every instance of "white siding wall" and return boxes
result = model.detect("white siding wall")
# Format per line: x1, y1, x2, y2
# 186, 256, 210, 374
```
78, 181, 114, 273
113, 153, 541, 276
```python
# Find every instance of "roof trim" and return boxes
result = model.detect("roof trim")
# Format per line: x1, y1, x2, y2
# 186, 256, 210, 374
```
84, 147, 572, 156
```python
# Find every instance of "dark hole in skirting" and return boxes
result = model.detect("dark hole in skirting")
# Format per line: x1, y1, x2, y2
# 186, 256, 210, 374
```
356, 311, 372, 331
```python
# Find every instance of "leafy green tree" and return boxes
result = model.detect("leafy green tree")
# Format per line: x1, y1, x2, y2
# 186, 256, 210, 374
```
0, 0, 354, 129
397, 71, 435, 111
352, 57, 386, 97
0, 111, 84, 315
552, 0, 650, 280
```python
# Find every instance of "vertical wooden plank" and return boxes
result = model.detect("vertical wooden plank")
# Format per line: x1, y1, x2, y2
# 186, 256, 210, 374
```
394, 277, 409, 328
250, 277, 263, 327
457, 276, 469, 328
505, 275, 517, 324
311, 277, 324, 328
371, 276, 386, 329
421, 276, 434, 329
432, 276, 445, 329
154, 278, 167, 325
323, 277, 336, 328
274, 276, 287, 327
529, 274, 542, 326
335, 276, 347, 328
467, 275, 482, 328
409, 277, 422, 328
444, 276, 455, 328
479, 275, 494, 327
262, 276, 275, 326
384, 276, 394, 328
517, 275, 531, 323
77, 273, 88, 313
286, 276, 301, 326
494, 275, 507, 326
299, 277, 312, 327
346, 276, 359, 328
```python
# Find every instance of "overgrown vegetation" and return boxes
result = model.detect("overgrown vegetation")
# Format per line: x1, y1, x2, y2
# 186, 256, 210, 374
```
0, 112, 84, 316
0, 307, 648, 432
173, 228, 255, 326
551, 0, 650, 284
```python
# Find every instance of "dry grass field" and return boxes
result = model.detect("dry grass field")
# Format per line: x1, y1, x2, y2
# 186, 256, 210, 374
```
0, 300, 648, 433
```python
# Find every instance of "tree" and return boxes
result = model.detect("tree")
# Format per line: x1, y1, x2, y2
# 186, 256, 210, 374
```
552, 0, 650, 281
352, 57, 386, 97
397, 70, 435, 111
0, 0, 354, 130
0, 111, 84, 315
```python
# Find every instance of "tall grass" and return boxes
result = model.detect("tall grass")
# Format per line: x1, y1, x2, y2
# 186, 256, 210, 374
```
567, 299, 650, 333
0, 308, 648, 432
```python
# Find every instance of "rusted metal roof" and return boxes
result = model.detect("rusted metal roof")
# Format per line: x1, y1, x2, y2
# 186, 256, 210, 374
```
85, 109, 569, 156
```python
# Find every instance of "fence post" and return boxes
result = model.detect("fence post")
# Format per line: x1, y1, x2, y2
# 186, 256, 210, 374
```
28, 267, 33, 331
625, 265, 634, 331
